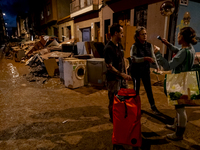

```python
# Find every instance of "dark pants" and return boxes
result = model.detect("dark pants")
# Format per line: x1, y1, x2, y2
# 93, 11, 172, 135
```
132, 71, 155, 107
107, 80, 127, 120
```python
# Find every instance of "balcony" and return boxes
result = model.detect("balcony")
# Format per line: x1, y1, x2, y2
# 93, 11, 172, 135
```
70, 0, 100, 18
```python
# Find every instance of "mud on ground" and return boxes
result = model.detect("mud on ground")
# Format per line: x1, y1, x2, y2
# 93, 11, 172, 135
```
0, 49, 200, 150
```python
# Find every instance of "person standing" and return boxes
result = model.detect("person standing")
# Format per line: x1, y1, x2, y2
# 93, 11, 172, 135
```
154, 27, 197, 140
104, 23, 132, 122
130, 26, 160, 114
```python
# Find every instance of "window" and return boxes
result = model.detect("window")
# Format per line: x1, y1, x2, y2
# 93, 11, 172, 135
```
47, 4, 51, 16
180, 0, 188, 6
41, 11, 44, 20
134, 5, 148, 28
80, 0, 85, 8
67, 26, 71, 39
62, 27, 64, 35
47, 10, 50, 16
113, 10, 130, 26
23, 20, 26, 30
62, 27, 64, 41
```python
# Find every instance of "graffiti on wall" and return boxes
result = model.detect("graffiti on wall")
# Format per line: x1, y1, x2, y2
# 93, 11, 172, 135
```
177, 11, 200, 43
177, 12, 191, 31
176, 20, 190, 31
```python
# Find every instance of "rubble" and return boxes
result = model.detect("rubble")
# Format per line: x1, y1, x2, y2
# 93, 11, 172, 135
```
2, 36, 106, 87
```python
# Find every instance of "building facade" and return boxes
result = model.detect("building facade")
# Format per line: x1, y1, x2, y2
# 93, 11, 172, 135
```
102, 0, 173, 58
70, 0, 103, 42
16, 13, 30, 40
57, 0, 74, 42
0, 9, 6, 44
39, 0, 58, 37
25, 0, 200, 59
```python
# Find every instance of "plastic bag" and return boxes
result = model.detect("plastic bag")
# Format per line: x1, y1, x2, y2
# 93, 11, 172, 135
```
165, 71, 200, 106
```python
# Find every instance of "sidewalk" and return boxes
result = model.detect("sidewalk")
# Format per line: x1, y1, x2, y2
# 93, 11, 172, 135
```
138, 71, 200, 150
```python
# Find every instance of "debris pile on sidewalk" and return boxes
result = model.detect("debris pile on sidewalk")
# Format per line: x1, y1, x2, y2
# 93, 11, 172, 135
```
2, 36, 107, 89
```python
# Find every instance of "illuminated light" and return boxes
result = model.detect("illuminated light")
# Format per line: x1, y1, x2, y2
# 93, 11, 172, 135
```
3, 13, 5, 16
5, 23, 7, 25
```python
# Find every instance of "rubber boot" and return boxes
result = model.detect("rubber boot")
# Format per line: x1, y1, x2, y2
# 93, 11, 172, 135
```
166, 118, 177, 131
166, 126, 185, 141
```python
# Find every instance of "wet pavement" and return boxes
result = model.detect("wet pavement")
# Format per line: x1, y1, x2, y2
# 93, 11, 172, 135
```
0, 47, 200, 150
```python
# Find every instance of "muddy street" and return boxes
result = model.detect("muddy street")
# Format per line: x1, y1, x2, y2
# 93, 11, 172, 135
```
0, 48, 200, 150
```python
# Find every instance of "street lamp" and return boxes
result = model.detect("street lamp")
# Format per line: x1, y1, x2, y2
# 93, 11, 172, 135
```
160, 1, 175, 56
3, 13, 5, 16
5, 23, 7, 25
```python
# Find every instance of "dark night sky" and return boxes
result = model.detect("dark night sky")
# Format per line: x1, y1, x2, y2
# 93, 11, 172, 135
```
0, 0, 30, 28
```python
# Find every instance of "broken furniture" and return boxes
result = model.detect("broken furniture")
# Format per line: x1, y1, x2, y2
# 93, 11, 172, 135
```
40, 51, 71, 61
62, 44, 77, 55
41, 51, 72, 77
11, 46, 25, 62
25, 36, 48, 57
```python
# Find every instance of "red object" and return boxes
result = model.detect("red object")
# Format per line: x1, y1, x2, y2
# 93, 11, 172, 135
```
112, 88, 142, 147
172, 53, 176, 58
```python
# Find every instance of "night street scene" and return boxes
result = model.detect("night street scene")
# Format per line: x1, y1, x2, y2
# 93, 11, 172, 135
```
0, 0, 200, 149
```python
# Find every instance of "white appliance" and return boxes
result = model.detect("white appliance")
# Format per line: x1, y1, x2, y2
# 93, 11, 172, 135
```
59, 57, 77, 83
86, 58, 106, 86
63, 58, 86, 89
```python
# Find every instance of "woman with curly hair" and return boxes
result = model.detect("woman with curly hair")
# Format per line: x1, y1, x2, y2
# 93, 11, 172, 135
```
154, 27, 197, 140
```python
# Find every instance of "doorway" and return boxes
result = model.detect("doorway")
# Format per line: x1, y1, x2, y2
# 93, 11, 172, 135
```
54, 27, 58, 37
95, 22, 100, 42
62, 27, 64, 41
104, 19, 110, 44
66, 26, 71, 40
82, 28, 91, 42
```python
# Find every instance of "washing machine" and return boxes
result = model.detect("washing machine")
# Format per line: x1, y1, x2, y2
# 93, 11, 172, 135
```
59, 57, 77, 83
63, 58, 86, 89
86, 58, 106, 86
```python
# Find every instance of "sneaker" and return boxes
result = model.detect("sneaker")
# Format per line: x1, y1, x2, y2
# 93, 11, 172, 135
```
151, 106, 161, 115
166, 132, 183, 141
166, 124, 176, 130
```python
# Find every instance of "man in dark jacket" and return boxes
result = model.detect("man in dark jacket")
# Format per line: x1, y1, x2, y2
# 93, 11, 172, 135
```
104, 23, 132, 122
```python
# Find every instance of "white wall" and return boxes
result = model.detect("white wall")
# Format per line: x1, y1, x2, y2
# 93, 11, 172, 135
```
147, 1, 169, 55
102, 5, 114, 43
58, 20, 74, 42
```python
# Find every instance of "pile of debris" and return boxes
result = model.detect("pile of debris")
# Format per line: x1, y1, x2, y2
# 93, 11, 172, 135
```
3, 36, 106, 88
3, 36, 73, 77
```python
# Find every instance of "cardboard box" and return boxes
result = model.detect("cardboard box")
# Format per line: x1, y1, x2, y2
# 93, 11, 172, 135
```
13, 49, 25, 62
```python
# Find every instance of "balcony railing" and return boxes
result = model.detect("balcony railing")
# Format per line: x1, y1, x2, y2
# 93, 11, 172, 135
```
70, 0, 99, 14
